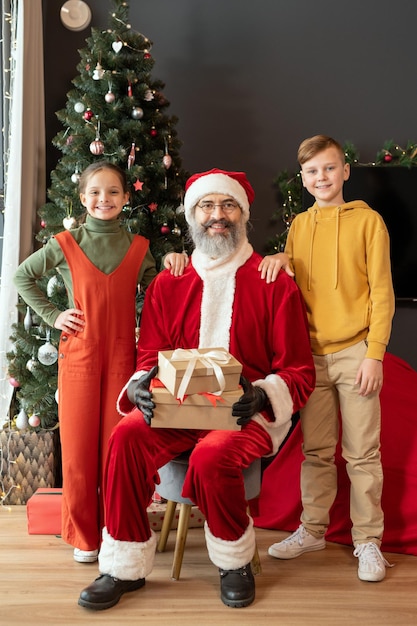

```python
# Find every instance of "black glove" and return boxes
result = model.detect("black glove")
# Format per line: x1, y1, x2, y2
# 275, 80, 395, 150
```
232, 375, 268, 426
133, 365, 158, 425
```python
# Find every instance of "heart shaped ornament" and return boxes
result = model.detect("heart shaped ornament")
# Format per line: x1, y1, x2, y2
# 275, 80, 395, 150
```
112, 41, 123, 53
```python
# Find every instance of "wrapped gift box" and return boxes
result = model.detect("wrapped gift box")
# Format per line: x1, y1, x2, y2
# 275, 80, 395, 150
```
151, 380, 242, 431
158, 347, 242, 399
27, 488, 62, 535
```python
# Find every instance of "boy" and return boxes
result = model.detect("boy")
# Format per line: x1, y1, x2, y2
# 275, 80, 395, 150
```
261, 135, 395, 582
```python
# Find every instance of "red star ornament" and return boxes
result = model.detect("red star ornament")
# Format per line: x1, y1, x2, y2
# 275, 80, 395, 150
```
148, 202, 158, 213
133, 178, 144, 191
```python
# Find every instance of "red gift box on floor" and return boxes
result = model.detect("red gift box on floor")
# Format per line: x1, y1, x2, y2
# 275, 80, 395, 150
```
27, 488, 62, 535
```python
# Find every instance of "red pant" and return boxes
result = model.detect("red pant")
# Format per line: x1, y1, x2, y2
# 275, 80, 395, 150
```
104, 410, 272, 543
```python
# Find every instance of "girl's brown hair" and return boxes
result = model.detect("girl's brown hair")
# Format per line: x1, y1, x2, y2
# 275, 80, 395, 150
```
78, 161, 129, 193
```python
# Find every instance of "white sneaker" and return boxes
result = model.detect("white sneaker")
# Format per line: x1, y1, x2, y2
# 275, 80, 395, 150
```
73, 548, 98, 563
353, 542, 392, 582
268, 524, 326, 559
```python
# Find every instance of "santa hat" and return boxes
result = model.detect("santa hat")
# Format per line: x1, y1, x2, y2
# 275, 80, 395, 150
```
183, 168, 255, 223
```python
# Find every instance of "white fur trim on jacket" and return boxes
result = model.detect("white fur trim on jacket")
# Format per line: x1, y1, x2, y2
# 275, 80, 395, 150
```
192, 240, 253, 350
204, 518, 255, 570
252, 374, 294, 455
99, 527, 157, 580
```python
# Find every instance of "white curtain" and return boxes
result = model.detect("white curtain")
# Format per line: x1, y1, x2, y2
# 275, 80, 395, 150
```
0, 0, 45, 426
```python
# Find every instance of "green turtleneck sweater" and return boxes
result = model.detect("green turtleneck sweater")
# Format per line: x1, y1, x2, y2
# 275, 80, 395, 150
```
14, 215, 157, 328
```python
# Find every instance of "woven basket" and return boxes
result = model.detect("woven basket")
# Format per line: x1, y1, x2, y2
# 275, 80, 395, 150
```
0, 429, 59, 505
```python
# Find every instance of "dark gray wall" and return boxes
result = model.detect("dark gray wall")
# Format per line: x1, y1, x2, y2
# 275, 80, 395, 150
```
43, 0, 417, 369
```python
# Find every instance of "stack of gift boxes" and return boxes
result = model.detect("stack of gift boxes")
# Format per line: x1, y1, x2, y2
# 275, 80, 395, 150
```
152, 347, 243, 430
27, 348, 243, 534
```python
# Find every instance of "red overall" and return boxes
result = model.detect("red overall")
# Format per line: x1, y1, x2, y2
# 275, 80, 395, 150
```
55, 231, 149, 551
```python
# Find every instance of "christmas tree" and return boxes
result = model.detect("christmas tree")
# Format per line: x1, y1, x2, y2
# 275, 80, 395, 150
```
6, 0, 191, 432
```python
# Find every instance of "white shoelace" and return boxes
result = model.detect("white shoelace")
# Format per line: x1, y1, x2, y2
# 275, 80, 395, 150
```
353, 542, 393, 568
282, 525, 307, 546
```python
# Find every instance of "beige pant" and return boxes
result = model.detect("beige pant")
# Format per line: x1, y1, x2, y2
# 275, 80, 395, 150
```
300, 341, 384, 546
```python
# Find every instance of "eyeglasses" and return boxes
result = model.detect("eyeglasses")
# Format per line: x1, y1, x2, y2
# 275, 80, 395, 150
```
197, 201, 239, 214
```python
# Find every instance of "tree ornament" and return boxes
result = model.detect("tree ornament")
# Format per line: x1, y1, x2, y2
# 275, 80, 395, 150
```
47, 275, 57, 297
176, 203, 185, 214
28, 414, 41, 428
172, 225, 181, 236
24, 306, 33, 332
63, 215, 77, 229
144, 89, 154, 101
112, 40, 123, 53
66, 135, 73, 146
163, 154, 172, 169
384, 153, 393, 163
131, 106, 144, 120
127, 143, 136, 169
74, 101, 85, 113
127, 81, 133, 97
150, 127, 158, 138
8, 377, 20, 388
26, 356, 38, 372
55, 389, 59, 404
83, 108, 93, 121
105, 90, 115, 103
143, 50, 151, 60
90, 139, 105, 155
71, 167, 81, 184
93, 61, 105, 80
160, 223, 170, 235
40, 219, 46, 228
38, 331, 58, 366
15, 408, 29, 430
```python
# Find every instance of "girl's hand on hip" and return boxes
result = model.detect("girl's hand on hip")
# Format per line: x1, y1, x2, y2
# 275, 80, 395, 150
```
54, 309, 85, 334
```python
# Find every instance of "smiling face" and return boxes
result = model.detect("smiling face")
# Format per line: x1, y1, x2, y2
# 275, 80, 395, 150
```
300, 146, 350, 207
79, 168, 129, 220
188, 193, 247, 258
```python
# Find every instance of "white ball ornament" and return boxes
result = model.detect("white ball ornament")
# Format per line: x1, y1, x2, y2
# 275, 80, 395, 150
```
28, 414, 41, 428
55, 389, 59, 404
63, 216, 77, 230
74, 101, 85, 113
38, 341, 58, 366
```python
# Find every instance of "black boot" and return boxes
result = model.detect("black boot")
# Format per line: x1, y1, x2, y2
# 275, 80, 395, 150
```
219, 563, 255, 608
78, 574, 145, 610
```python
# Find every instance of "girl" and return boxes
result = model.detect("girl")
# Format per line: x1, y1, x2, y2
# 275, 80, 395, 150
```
14, 161, 187, 562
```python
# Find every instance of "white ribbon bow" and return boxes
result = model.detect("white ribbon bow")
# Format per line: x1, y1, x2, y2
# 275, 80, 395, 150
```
170, 348, 231, 401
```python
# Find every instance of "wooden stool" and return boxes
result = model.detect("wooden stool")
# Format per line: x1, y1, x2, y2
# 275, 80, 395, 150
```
156, 453, 262, 580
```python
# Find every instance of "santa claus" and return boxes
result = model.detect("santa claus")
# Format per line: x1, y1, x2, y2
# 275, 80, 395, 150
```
78, 168, 315, 611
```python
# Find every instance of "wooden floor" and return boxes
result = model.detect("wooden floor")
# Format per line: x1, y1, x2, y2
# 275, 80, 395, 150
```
1, 506, 416, 626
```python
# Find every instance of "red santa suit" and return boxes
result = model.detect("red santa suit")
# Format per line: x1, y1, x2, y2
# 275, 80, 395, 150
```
98, 236, 315, 581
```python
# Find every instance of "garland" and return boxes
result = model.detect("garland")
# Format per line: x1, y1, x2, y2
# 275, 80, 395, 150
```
267, 140, 417, 252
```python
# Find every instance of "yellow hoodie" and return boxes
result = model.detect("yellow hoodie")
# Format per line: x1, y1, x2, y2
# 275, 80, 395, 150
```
285, 200, 395, 360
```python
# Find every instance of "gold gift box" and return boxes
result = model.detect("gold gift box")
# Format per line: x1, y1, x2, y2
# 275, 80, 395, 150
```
157, 347, 242, 398
151, 381, 242, 431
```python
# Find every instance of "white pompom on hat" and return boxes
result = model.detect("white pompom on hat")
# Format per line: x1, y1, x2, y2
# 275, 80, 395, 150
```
183, 168, 255, 223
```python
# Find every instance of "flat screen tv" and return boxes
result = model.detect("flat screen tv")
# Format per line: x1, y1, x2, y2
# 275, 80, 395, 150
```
302, 166, 417, 301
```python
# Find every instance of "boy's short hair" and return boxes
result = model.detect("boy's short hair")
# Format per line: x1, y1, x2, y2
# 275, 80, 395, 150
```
298, 135, 345, 166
